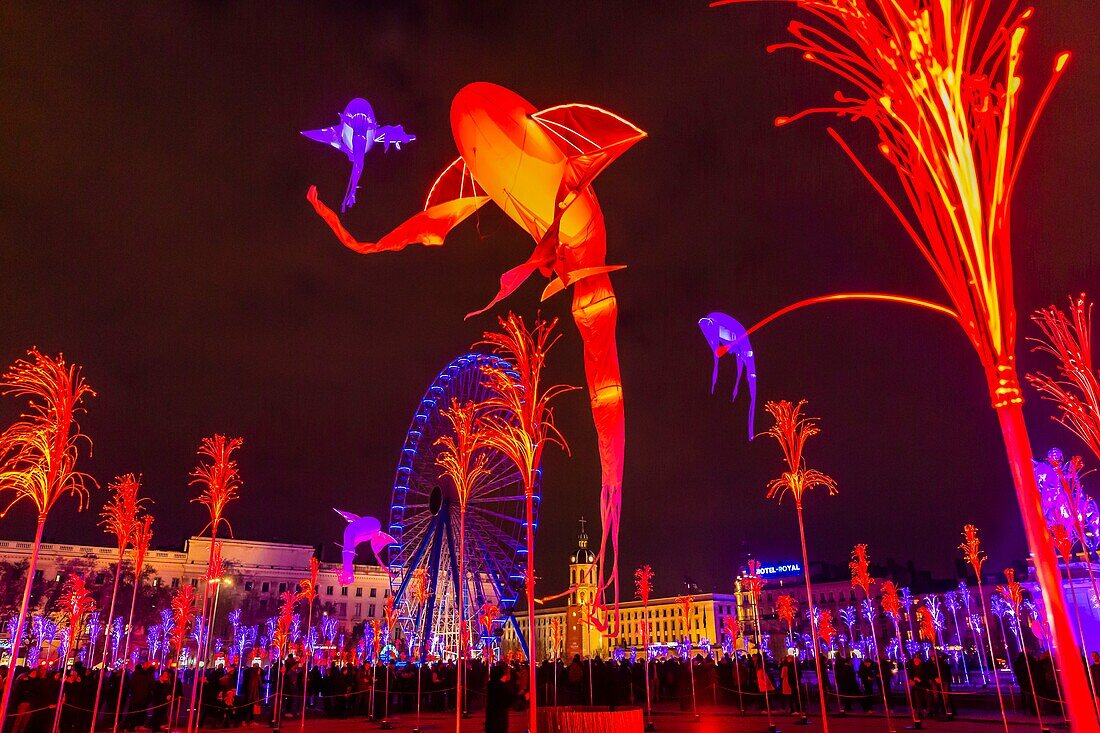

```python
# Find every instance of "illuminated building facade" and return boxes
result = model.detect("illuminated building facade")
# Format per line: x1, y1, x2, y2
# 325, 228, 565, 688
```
0, 535, 391, 639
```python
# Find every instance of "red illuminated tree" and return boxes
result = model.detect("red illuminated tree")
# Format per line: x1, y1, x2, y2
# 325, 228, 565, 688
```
0, 350, 95, 731
114, 513, 153, 733
52, 577, 96, 733
435, 399, 492, 733
478, 312, 575, 733
90, 474, 148, 733
763, 399, 836, 729
187, 435, 243, 733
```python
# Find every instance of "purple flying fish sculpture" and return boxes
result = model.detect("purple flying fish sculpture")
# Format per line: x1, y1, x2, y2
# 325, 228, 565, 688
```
334, 509, 396, 585
301, 98, 415, 212
699, 312, 758, 440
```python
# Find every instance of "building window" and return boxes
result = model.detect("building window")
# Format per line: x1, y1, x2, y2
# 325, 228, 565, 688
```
370, 588, 377, 598
245, 581, 253, 591
369, 604, 376, 617
171, 578, 180, 589
356, 588, 363, 597
354, 603, 362, 618
279, 583, 288, 594
260, 599, 268, 610
152, 578, 161, 587
191, 578, 198, 587
341, 586, 348, 596
262, 582, 270, 593
327, 586, 334, 596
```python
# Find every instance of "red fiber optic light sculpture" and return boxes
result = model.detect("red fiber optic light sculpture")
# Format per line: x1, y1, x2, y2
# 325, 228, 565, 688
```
709, 0, 1086, 721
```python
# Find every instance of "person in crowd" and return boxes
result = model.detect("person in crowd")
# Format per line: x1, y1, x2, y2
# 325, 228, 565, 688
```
484, 664, 515, 733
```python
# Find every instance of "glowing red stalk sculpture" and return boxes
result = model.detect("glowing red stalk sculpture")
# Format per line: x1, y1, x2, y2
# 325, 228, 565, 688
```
776, 594, 805, 722
958, 524, 1008, 730
478, 312, 575, 733
999, 567, 1045, 725
708, 0, 1085, 720
169, 584, 195, 730
296, 557, 319, 733
1029, 295, 1100, 460
675, 594, 699, 720
880, 581, 920, 725
52, 576, 96, 733
742, 561, 774, 727
90, 474, 147, 733
763, 399, 836, 730
114, 513, 153, 733
849, 544, 892, 732
634, 565, 654, 723
186, 435, 243, 733
435, 399, 492, 733
0, 350, 95, 732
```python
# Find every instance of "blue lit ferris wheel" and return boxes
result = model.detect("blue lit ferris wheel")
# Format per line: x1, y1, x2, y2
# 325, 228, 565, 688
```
387, 353, 538, 661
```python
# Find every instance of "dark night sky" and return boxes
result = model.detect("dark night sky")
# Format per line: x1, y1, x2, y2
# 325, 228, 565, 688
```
2, 2, 1099, 598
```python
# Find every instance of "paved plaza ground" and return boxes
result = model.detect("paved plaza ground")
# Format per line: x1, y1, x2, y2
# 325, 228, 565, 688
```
241, 703, 1067, 733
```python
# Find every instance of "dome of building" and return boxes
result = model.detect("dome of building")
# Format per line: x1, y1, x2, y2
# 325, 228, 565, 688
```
570, 517, 596, 564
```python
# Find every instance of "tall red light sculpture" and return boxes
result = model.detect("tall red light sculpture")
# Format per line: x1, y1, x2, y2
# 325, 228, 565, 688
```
296, 557, 319, 733
849, 544, 892, 732
479, 312, 575, 733
0, 350, 95, 732
187, 435, 243, 733
307, 83, 646, 639
880, 581, 919, 727
763, 399, 836, 730
634, 565, 654, 726
114, 513, 153, 733
91, 474, 147, 733
958, 524, 1008, 730
435, 400, 492, 733
52, 576, 96, 733
709, 0, 1087, 722
168, 584, 195, 730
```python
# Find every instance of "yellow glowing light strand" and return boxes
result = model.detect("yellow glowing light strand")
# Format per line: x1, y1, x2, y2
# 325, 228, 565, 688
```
762, 399, 838, 508
1028, 295, 1100, 460
0, 349, 96, 519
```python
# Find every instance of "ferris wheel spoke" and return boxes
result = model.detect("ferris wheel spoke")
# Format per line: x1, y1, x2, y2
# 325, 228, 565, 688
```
469, 505, 528, 527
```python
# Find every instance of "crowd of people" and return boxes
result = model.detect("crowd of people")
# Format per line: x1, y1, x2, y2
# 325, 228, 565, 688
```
0, 646, 1081, 733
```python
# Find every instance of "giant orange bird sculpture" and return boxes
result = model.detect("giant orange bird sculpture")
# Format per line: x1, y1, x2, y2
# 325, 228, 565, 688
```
307, 82, 645, 633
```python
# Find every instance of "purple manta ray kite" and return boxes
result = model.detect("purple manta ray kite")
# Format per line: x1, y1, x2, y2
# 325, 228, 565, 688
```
698, 312, 758, 440
334, 509, 396, 585
302, 98, 415, 213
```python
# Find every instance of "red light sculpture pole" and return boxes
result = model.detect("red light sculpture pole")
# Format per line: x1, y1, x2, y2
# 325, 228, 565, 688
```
91, 474, 146, 733
0, 350, 96, 733
479, 312, 576, 733
849, 545, 893, 732
114, 514, 153, 733
763, 400, 837, 731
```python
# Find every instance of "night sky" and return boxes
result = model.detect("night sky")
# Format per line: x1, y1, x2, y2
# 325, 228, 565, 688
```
2, 2, 1099, 598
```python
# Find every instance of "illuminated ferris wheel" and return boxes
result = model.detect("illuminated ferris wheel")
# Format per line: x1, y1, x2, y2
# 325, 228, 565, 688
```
387, 353, 537, 661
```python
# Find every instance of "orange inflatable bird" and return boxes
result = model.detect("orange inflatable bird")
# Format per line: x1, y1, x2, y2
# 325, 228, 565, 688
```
307, 82, 645, 633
